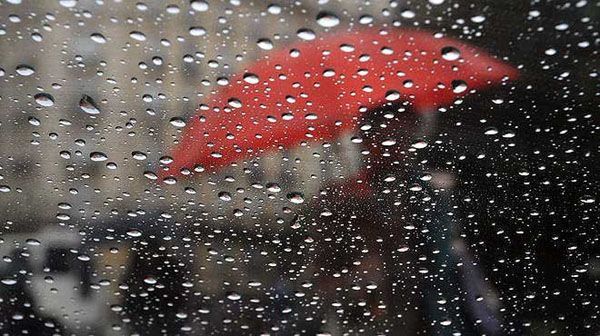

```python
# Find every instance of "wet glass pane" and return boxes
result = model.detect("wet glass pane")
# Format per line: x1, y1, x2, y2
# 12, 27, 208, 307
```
0, 0, 598, 335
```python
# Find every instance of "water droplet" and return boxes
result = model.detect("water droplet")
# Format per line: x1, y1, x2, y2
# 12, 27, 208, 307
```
316, 11, 340, 28
227, 292, 241, 300
580, 196, 595, 204
228, 98, 242, 108
243, 73, 259, 84
297, 29, 316, 41
189, 26, 206, 36
59, 0, 77, 8
441, 46, 461, 61
484, 127, 498, 135
218, 191, 232, 202
169, 117, 186, 128
90, 33, 107, 44
266, 183, 281, 193
143, 277, 157, 285
1, 279, 17, 285
16, 64, 35, 76
375, 138, 396, 149
144, 171, 158, 180
129, 31, 146, 41
451, 80, 468, 94
411, 140, 428, 149
471, 15, 486, 23
385, 90, 401, 101
126, 229, 142, 237
79, 95, 101, 115
90, 151, 108, 162
132, 151, 147, 160
26, 238, 41, 246
400, 9, 416, 19
257, 38, 273, 50
28, 116, 40, 126
287, 192, 305, 204
34, 93, 55, 107
190, 0, 208, 12
359, 15, 374, 24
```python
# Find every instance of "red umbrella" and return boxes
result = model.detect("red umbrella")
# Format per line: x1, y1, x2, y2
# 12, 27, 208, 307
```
163, 28, 517, 178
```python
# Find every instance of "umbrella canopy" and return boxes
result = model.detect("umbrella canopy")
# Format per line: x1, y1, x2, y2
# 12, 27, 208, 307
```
163, 28, 518, 178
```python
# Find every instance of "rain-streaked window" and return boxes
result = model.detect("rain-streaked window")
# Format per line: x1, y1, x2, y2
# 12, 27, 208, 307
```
0, 1, 598, 335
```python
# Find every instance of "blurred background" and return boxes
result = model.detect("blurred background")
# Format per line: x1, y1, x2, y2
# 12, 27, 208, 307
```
0, 0, 598, 335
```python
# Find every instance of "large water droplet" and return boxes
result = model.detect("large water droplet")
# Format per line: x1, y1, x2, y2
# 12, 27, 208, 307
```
79, 95, 101, 115
287, 192, 305, 204
218, 191, 232, 202
34, 93, 54, 107
129, 31, 146, 41
90, 33, 107, 44
189, 26, 206, 36
132, 151, 147, 160
297, 29, 316, 41
190, 0, 208, 12
257, 38, 273, 50
227, 292, 241, 300
411, 140, 428, 149
243, 73, 259, 84
90, 151, 108, 162
16, 64, 35, 76
1, 279, 17, 286
385, 90, 401, 101
169, 117, 186, 128
441, 46, 461, 61
451, 80, 468, 94
316, 11, 340, 28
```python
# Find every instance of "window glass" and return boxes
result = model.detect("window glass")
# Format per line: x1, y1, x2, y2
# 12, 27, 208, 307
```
0, 1, 598, 335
